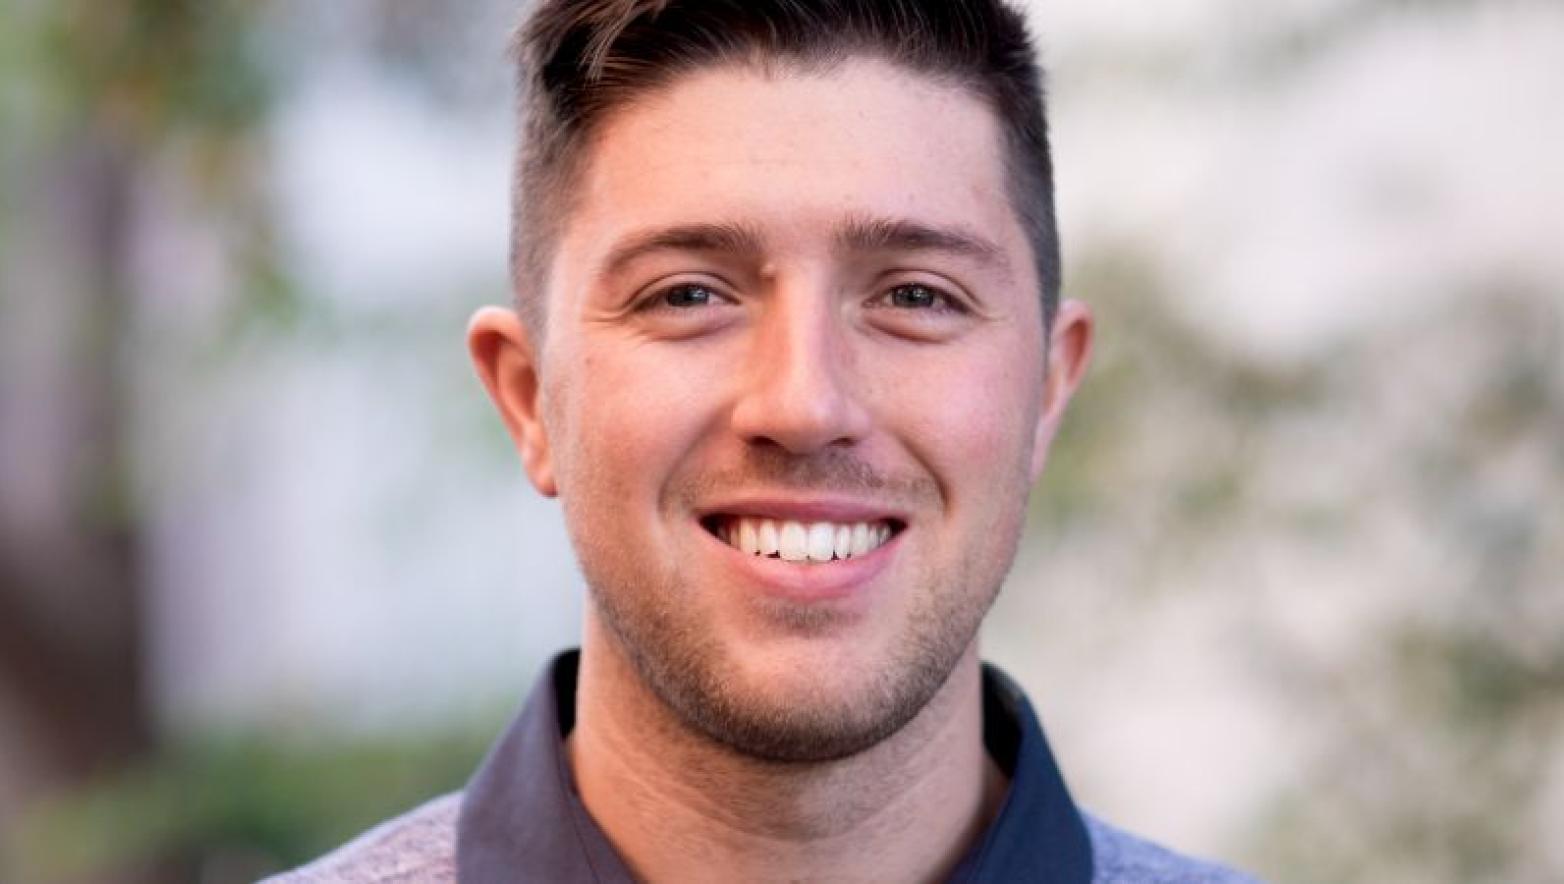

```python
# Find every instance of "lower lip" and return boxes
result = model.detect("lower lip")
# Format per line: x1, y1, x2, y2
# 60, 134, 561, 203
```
701, 523, 900, 603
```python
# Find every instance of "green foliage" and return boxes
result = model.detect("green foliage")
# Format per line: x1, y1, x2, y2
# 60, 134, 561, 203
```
1032, 237, 1562, 882
1032, 248, 1324, 545
37, 0, 273, 143
5, 729, 490, 882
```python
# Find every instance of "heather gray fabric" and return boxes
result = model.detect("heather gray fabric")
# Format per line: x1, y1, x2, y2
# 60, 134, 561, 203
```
264, 792, 459, 883
263, 803, 1257, 883
264, 653, 1259, 883
1084, 816, 1256, 884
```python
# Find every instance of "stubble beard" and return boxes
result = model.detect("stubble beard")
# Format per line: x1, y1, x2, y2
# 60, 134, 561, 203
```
576, 513, 1021, 765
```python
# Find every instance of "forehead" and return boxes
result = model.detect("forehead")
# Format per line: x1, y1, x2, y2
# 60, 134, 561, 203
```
551, 58, 1032, 285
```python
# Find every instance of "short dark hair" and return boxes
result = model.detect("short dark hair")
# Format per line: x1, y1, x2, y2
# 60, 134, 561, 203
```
510, 0, 1060, 329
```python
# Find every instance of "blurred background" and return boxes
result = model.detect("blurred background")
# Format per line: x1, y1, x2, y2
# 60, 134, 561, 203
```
0, 0, 1559, 881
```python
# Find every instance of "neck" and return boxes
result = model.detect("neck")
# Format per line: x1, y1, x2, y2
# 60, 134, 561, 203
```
567, 614, 1007, 883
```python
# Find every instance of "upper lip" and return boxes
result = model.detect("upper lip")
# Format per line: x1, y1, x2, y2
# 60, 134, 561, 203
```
695, 495, 910, 526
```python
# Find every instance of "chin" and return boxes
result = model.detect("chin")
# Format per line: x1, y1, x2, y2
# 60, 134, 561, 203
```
652, 628, 957, 763
728, 642, 877, 703
584, 536, 991, 763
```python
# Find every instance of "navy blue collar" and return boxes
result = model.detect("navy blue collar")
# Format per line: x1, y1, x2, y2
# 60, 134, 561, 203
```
457, 650, 1093, 883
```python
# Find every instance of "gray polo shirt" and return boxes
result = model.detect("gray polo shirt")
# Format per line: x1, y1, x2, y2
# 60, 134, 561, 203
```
268, 651, 1258, 883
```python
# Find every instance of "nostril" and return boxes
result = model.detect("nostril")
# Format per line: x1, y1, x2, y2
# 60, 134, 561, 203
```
728, 363, 873, 455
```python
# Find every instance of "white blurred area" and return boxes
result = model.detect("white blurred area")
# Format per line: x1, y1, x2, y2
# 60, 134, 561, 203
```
136, 1, 587, 735
992, 0, 1564, 861
112, 0, 1560, 874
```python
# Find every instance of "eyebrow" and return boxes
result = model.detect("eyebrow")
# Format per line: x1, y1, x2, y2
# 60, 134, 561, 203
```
835, 215, 1010, 274
601, 222, 765, 278
598, 215, 1010, 278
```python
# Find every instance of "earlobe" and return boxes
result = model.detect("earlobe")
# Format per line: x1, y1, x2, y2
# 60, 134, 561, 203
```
1029, 299, 1094, 482
467, 306, 558, 497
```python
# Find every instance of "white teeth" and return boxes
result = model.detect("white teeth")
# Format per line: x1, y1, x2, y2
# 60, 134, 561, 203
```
806, 523, 836, 562
779, 522, 809, 561
718, 517, 895, 563
833, 524, 852, 559
758, 520, 780, 556
850, 522, 871, 556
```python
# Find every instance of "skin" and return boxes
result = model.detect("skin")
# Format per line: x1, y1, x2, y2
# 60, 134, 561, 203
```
469, 58, 1092, 883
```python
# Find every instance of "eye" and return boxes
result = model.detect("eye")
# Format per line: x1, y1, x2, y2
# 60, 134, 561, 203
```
629, 279, 742, 340
654, 282, 721, 309
880, 282, 966, 313
888, 283, 938, 309
863, 279, 978, 342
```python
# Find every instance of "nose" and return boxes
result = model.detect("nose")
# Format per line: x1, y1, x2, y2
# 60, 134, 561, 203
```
728, 286, 872, 454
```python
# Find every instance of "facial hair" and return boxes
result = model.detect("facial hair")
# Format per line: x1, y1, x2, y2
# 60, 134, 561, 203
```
568, 446, 1024, 764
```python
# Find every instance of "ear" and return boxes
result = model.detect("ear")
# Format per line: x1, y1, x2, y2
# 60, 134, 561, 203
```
468, 306, 558, 497
1029, 298, 1094, 482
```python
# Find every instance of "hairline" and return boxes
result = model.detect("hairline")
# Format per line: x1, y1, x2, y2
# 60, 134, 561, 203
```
512, 52, 1056, 336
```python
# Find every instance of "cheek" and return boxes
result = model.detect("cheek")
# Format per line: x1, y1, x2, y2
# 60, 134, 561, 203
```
551, 341, 718, 521
874, 336, 1043, 492
911, 339, 1043, 587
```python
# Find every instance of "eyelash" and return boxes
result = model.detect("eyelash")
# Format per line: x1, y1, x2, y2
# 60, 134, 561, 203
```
874, 282, 968, 314
636, 282, 729, 313
637, 281, 967, 314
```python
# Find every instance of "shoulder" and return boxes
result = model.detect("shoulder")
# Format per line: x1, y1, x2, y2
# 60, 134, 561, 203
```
1085, 813, 1262, 884
260, 792, 462, 884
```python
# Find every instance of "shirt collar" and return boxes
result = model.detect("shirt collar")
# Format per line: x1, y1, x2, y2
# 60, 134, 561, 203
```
457, 650, 1092, 883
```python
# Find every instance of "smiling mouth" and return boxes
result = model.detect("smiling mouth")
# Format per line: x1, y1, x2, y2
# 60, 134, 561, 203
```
701, 515, 903, 564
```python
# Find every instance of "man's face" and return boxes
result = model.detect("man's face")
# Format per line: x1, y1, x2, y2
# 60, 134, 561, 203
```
476, 58, 1089, 761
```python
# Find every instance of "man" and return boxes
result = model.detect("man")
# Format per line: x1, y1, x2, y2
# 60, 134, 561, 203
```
275, 1, 1256, 881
